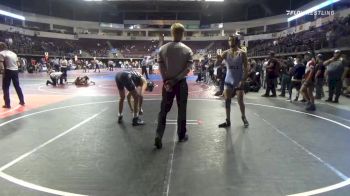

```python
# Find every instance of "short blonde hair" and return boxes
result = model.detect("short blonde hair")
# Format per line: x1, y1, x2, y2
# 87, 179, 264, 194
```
171, 23, 185, 35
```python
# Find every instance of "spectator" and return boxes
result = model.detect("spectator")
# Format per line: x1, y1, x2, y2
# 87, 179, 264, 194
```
279, 57, 293, 97
288, 55, 306, 102
60, 57, 68, 84
314, 54, 326, 99
262, 51, 279, 97
324, 50, 346, 103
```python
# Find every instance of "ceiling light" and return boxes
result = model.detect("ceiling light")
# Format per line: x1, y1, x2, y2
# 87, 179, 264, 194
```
0, 9, 25, 20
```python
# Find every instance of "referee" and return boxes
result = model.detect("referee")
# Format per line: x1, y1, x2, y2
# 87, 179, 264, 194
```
0, 42, 25, 108
154, 23, 193, 149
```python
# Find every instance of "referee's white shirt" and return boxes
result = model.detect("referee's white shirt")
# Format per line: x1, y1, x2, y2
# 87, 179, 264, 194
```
0, 50, 18, 71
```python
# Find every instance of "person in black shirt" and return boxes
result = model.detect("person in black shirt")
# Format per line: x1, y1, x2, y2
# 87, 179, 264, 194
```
324, 50, 345, 103
314, 54, 326, 99
115, 70, 155, 126
288, 55, 306, 102
208, 60, 215, 81
279, 57, 293, 97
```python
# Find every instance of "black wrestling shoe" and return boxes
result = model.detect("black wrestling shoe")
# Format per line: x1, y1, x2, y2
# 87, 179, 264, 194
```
306, 103, 316, 111
2, 105, 11, 109
261, 94, 269, 97
178, 134, 189, 142
332, 100, 339, 104
300, 99, 307, 102
19, 102, 25, 106
218, 120, 231, 128
118, 115, 123, 124
242, 116, 249, 128
132, 117, 145, 126
270, 94, 277, 97
154, 137, 162, 149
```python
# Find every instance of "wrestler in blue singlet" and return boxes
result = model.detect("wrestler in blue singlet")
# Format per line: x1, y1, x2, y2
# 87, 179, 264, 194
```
224, 50, 244, 89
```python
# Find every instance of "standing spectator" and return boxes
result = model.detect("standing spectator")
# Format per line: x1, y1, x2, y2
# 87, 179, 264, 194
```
262, 51, 280, 97
262, 58, 268, 89
148, 61, 153, 75
83, 60, 89, 73
0, 42, 25, 108
68, 59, 73, 70
255, 60, 263, 84
141, 56, 149, 79
279, 57, 293, 97
195, 61, 203, 83
53, 57, 60, 72
326, 27, 336, 48
94, 59, 100, 73
154, 23, 193, 149
208, 60, 215, 81
108, 60, 114, 71
288, 55, 306, 102
341, 54, 349, 95
314, 54, 326, 99
324, 50, 345, 103
60, 57, 68, 84
301, 54, 317, 111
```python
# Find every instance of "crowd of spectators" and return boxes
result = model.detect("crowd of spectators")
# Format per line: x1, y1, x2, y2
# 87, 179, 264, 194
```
0, 30, 224, 58
248, 15, 350, 57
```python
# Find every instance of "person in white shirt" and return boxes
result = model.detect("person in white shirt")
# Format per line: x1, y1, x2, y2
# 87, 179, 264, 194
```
0, 42, 25, 108
262, 59, 268, 89
60, 58, 68, 84
141, 56, 149, 79
108, 60, 114, 71
154, 23, 193, 149
83, 60, 89, 73
46, 70, 63, 86
94, 59, 100, 73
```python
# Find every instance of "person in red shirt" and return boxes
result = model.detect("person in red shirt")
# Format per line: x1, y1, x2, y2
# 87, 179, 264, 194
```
262, 51, 280, 97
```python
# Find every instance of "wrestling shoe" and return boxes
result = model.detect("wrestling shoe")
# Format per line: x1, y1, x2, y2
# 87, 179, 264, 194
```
219, 120, 231, 128
154, 137, 162, 149
242, 116, 249, 128
132, 117, 145, 126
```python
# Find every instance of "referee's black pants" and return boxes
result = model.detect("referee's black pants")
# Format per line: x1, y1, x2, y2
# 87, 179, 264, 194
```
156, 79, 188, 140
141, 66, 149, 79
2, 69, 24, 107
